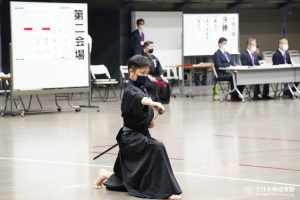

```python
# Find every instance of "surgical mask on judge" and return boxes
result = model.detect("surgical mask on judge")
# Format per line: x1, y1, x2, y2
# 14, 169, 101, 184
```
250, 46, 257, 53
221, 44, 228, 51
138, 25, 144, 31
282, 44, 289, 51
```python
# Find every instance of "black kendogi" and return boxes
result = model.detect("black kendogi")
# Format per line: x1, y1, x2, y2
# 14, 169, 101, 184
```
103, 82, 182, 199
143, 53, 171, 104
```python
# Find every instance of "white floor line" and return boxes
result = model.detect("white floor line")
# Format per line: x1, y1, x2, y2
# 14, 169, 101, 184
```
174, 172, 300, 187
0, 157, 112, 168
1, 156, 300, 188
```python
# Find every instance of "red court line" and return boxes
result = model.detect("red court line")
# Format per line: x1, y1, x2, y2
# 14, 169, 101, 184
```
169, 157, 184, 161
91, 145, 116, 148
92, 152, 118, 156
214, 134, 300, 143
215, 134, 234, 138
42, 27, 50, 30
91, 152, 184, 161
238, 163, 300, 172
24, 27, 32, 31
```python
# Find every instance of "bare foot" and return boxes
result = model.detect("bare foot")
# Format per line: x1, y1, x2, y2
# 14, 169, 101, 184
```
168, 195, 182, 200
94, 169, 113, 189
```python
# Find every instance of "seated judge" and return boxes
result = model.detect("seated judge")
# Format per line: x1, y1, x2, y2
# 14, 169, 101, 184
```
213, 37, 244, 101
272, 38, 298, 97
142, 41, 171, 104
130, 19, 145, 56
240, 38, 272, 100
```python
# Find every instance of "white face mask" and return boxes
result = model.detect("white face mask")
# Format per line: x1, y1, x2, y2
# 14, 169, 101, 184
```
250, 46, 257, 53
282, 44, 289, 51
138, 25, 144, 31
221, 44, 227, 51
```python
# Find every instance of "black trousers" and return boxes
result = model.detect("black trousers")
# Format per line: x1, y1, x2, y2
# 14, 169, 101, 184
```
254, 84, 269, 97
283, 82, 300, 96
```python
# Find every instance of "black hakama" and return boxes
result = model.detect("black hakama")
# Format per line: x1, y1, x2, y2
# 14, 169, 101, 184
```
143, 53, 171, 104
103, 83, 182, 199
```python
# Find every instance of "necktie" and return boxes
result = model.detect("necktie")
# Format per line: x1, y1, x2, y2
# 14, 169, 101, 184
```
140, 32, 144, 41
224, 52, 229, 62
251, 53, 255, 65
283, 53, 287, 64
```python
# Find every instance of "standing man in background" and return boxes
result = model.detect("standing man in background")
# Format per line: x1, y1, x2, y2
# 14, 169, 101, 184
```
240, 38, 272, 100
130, 19, 145, 56
272, 38, 298, 98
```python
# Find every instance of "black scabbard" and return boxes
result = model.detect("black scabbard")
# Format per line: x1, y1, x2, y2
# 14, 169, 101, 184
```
93, 143, 118, 160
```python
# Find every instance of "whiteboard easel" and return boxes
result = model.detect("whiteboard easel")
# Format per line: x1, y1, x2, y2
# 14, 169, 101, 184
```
9, 1, 90, 115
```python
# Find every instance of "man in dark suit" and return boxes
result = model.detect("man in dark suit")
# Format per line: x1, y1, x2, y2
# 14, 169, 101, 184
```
272, 38, 298, 97
213, 37, 243, 101
240, 38, 272, 100
130, 19, 145, 56
272, 38, 291, 65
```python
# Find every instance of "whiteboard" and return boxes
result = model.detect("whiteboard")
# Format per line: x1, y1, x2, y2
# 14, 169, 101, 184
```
10, 1, 89, 91
184, 14, 239, 56
131, 12, 182, 67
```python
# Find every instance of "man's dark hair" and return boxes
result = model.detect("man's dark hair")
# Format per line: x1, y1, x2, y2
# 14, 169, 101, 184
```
143, 41, 153, 49
278, 37, 288, 44
246, 38, 256, 47
128, 55, 150, 71
218, 37, 227, 44
136, 19, 145, 25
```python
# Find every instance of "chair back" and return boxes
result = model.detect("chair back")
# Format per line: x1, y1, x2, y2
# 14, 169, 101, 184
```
120, 65, 128, 79
262, 51, 275, 64
288, 50, 300, 65
164, 66, 179, 80
90, 65, 111, 80
212, 65, 218, 79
